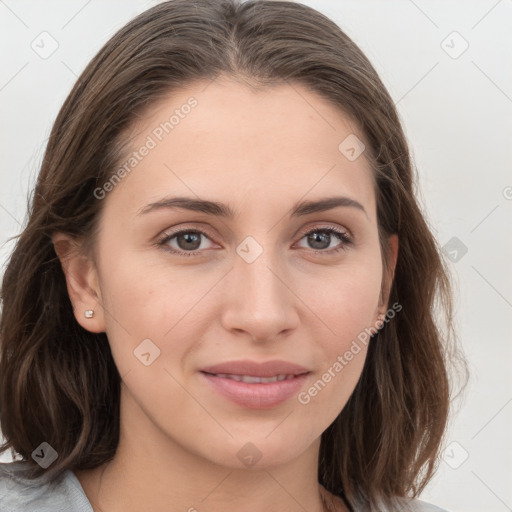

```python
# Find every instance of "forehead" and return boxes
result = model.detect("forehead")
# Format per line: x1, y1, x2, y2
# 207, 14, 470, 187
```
106, 77, 376, 220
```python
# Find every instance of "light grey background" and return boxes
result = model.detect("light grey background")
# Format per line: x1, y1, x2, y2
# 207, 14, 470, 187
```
1, 1, 511, 511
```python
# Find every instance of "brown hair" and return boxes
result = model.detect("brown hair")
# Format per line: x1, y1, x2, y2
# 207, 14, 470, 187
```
0, 1, 465, 510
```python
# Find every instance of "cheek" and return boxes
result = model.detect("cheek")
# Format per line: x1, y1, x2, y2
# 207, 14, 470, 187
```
295, 278, 378, 424
308, 257, 382, 347
290, 254, 382, 419
96, 248, 222, 372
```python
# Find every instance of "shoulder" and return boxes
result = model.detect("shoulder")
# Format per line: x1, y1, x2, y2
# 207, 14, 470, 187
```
408, 499, 451, 512
392, 497, 451, 512
0, 460, 92, 512
319, 486, 451, 512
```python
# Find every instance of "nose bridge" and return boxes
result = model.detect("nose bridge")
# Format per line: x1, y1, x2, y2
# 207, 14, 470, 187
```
235, 239, 286, 306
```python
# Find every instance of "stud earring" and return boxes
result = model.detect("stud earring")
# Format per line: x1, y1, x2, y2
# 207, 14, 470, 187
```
84, 309, 95, 319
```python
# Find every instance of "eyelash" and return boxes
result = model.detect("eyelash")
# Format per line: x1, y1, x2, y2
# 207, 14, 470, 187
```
156, 226, 353, 257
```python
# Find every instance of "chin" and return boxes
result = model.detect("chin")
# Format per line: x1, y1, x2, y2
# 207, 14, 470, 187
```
197, 432, 317, 471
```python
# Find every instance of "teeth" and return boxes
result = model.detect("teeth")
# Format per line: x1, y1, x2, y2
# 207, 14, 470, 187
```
214, 373, 295, 383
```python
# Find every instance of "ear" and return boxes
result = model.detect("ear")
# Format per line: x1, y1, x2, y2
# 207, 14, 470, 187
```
378, 233, 399, 313
52, 233, 106, 333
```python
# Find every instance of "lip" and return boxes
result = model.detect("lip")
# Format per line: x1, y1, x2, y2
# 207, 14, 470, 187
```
200, 359, 310, 409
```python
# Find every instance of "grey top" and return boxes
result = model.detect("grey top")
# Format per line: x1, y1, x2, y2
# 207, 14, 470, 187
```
0, 460, 450, 512
0, 461, 92, 512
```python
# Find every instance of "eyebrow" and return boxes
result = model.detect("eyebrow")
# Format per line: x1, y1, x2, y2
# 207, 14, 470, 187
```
138, 195, 367, 218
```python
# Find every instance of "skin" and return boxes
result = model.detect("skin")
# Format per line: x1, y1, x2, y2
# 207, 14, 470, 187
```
54, 76, 398, 512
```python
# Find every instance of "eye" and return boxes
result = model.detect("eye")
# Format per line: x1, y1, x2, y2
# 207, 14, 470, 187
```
157, 225, 353, 257
157, 229, 216, 257
295, 226, 352, 254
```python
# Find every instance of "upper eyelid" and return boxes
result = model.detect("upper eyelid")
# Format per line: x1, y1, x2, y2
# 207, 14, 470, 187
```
296, 224, 352, 239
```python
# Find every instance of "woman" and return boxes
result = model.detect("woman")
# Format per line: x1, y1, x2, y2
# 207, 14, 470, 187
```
0, 1, 462, 511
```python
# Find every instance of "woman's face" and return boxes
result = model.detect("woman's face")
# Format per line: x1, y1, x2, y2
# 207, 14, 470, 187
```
79, 77, 396, 469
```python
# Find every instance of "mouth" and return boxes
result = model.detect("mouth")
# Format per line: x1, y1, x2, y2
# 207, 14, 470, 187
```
199, 360, 310, 409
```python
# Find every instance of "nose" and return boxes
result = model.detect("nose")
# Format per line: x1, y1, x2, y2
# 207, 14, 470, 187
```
220, 248, 300, 343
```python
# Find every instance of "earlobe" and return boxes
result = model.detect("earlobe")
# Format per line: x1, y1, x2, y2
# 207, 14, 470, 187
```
52, 233, 106, 334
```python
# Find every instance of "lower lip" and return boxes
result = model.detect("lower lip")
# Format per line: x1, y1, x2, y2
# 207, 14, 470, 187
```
200, 372, 309, 409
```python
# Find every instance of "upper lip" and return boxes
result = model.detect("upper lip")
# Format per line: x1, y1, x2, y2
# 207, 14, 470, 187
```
200, 360, 310, 378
